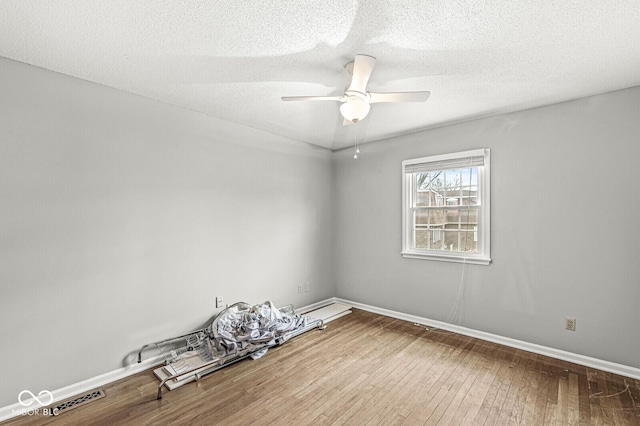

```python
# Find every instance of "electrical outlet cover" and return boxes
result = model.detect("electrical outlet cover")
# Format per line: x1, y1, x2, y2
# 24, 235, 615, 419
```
565, 317, 576, 331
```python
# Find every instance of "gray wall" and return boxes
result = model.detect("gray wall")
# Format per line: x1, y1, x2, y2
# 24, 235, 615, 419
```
334, 86, 640, 369
0, 58, 334, 407
2, 54, 639, 409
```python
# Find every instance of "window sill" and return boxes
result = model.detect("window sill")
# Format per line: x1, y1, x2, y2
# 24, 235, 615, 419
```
401, 251, 491, 265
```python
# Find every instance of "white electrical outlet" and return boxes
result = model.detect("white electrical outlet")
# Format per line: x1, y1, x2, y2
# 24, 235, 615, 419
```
298, 284, 303, 293
216, 296, 224, 308
305, 282, 310, 292
565, 317, 576, 331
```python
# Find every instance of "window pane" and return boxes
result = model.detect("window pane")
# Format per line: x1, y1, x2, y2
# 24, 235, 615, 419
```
430, 209, 444, 226
444, 169, 461, 189
411, 207, 479, 252
417, 171, 443, 190
415, 228, 427, 248
466, 186, 478, 206
446, 194, 460, 206
414, 229, 445, 250
414, 210, 429, 225
457, 207, 478, 224
444, 208, 460, 226
442, 230, 478, 252
415, 190, 431, 207
429, 229, 444, 249
461, 167, 478, 186
459, 230, 477, 252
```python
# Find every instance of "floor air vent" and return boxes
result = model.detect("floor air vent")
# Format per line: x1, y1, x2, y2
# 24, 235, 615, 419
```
52, 389, 105, 415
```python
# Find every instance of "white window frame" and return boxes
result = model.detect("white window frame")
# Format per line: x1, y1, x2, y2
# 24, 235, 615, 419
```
402, 148, 491, 265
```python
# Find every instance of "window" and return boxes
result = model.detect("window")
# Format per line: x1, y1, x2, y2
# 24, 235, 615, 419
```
402, 149, 491, 265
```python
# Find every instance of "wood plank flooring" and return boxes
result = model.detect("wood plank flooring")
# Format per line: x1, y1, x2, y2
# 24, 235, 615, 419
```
3, 309, 639, 425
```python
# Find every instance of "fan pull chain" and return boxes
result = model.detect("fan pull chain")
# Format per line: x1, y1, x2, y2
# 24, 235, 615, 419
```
353, 120, 360, 159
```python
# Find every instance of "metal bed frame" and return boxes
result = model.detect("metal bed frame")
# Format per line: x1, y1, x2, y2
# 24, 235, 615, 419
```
138, 302, 325, 399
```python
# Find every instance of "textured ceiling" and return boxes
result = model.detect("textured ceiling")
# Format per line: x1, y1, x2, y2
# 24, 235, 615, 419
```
2, 1, 639, 150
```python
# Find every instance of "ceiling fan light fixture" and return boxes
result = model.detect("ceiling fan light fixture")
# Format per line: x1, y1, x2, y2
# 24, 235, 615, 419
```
282, 54, 430, 130
340, 97, 370, 122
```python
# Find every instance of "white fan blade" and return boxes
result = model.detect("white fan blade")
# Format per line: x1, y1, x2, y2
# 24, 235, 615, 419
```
347, 55, 376, 94
281, 96, 343, 101
369, 91, 430, 103
343, 118, 354, 126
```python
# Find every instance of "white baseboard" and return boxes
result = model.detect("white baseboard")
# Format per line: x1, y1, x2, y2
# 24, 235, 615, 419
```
295, 298, 335, 314
3, 297, 638, 422
0, 355, 164, 423
334, 297, 640, 381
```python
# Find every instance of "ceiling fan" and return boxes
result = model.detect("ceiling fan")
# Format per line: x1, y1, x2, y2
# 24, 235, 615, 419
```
281, 54, 430, 124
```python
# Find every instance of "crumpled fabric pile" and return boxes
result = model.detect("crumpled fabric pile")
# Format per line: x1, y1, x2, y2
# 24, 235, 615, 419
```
214, 301, 308, 359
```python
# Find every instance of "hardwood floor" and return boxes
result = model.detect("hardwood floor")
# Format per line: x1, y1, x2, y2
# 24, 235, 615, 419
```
4, 309, 639, 425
